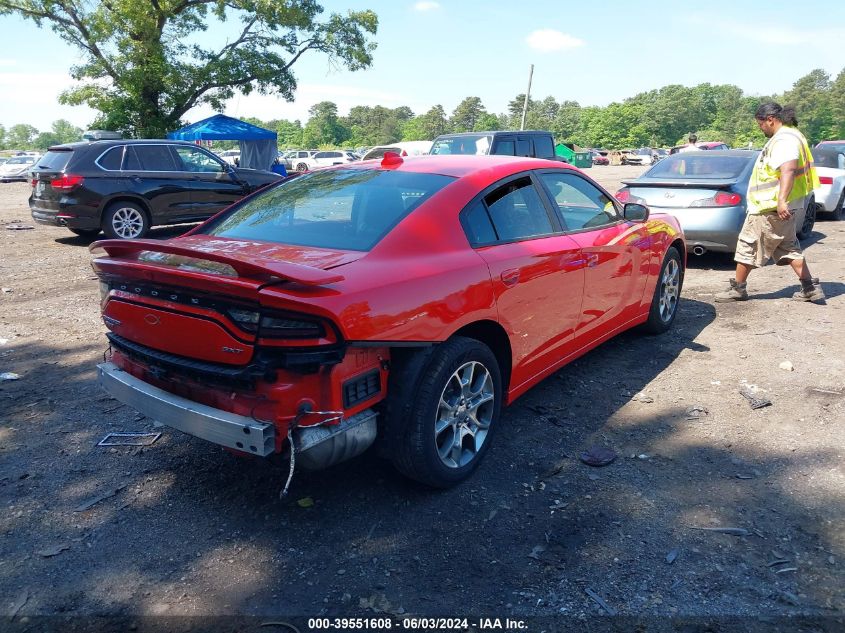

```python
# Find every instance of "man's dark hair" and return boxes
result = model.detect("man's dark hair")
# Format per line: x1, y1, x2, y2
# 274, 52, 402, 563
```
688, 133, 698, 143
755, 101, 799, 126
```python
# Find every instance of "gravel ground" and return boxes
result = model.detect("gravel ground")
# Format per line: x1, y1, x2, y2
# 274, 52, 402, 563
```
0, 166, 843, 629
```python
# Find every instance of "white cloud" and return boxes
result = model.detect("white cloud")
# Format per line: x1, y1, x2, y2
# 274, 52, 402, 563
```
413, 1, 440, 11
526, 29, 584, 52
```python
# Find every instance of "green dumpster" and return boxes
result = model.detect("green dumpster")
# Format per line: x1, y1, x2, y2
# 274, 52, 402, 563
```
555, 143, 591, 168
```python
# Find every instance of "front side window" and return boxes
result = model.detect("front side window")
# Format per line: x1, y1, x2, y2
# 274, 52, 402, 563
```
202, 168, 455, 251
539, 171, 619, 231
175, 146, 224, 173
484, 177, 554, 241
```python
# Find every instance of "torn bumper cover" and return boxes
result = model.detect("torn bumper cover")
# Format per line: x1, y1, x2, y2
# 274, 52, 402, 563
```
97, 362, 275, 456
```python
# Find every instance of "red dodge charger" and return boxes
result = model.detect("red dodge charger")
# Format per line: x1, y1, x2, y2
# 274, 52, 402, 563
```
91, 154, 685, 488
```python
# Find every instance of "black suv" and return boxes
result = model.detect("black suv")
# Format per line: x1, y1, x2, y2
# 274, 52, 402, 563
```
30, 140, 282, 239
429, 130, 560, 160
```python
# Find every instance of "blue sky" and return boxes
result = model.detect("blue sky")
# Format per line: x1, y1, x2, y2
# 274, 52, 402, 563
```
1, 0, 843, 131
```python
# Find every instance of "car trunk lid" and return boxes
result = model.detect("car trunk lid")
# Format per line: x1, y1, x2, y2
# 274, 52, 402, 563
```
623, 180, 737, 209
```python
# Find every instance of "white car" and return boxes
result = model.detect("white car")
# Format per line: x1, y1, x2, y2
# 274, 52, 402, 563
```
813, 146, 845, 220
0, 154, 39, 182
360, 141, 432, 161
296, 150, 358, 171
284, 149, 318, 171
217, 149, 241, 166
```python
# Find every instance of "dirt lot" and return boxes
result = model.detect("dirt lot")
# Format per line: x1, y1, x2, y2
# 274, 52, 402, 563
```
1, 165, 843, 629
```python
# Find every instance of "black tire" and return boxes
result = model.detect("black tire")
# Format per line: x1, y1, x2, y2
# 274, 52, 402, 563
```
295, 162, 309, 172
381, 337, 502, 488
68, 228, 100, 239
642, 246, 683, 334
102, 201, 149, 240
797, 197, 816, 240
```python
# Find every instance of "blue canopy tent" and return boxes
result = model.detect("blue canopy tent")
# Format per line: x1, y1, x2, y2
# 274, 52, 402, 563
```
167, 114, 282, 173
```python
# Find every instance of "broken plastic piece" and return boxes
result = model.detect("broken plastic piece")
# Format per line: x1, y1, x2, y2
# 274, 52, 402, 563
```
97, 432, 161, 446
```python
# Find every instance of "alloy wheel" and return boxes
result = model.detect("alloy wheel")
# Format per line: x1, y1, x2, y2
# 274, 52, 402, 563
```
433, 361, 495, 469
111, 207, 145, 239
658, 258, 680, 322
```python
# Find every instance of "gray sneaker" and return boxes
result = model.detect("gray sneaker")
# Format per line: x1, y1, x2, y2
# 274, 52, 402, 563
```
715, 278, 749, 302
792, 278, 825, 302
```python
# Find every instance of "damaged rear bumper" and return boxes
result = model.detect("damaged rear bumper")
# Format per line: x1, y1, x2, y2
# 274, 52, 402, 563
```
97, 361, 276, 456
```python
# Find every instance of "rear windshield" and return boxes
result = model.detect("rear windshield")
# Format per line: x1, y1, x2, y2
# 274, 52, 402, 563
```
813, 149, 844, 169
644, 155, 754, 179
202, 168, 455, 251
34, 150, 73, 171
430, 134, 492, 155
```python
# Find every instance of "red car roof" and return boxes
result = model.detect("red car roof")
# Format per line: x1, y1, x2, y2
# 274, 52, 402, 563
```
345, 154, 577, 178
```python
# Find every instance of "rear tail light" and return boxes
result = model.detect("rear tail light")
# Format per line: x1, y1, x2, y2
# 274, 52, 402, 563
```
51, 174, 85, 191
30, 178, 37, 188
819, 176, 833, 185
226, 307, 326, 339
615, 189, 631, 203
691, 192, 742, 207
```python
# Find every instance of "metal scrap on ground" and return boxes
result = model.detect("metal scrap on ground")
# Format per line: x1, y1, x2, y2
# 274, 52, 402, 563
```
97, 432, 161, 446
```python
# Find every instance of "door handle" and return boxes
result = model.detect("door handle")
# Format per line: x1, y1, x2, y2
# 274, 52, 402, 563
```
586, 253, 599, 268
500, 269, 520, 287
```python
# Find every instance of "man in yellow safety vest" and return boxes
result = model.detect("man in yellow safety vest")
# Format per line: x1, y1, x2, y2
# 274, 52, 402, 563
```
715, 102, 824, 303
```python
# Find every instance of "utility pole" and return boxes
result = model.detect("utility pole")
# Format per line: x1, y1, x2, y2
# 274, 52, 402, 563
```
520, 64, 534, 131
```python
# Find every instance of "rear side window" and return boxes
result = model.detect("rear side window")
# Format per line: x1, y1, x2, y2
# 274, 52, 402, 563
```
203, 169, 455, 251
34, 150, 73, 171
131, 145, 180, 171
484, 177, 554, 241
97, 147, 123, 171
533, 136, 554, 158
462, 201, 497, 245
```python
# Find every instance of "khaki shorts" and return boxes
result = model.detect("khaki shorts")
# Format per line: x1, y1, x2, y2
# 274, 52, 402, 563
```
734, 212, 803, 268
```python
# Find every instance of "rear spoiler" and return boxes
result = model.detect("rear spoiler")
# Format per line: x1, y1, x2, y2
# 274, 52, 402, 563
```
622, 180, 736, 188
90, 239, 344, 286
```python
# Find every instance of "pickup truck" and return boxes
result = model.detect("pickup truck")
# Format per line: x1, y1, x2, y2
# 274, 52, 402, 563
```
430, 131, 561, 160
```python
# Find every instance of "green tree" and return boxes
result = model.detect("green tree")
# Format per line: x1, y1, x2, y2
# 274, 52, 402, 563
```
51, 119, 83, 144
0, 1, 378, 138
34, 132, 62, 150
6, 124, 39, 148
302, 101, 348, 147
782, 69, 834, 144
402, 105, 448, 141
0, 124, 5, 149
450, 97, 486, 132
552, 100, 581, 141
830, 68, 845, 139
277, 120, 303, 148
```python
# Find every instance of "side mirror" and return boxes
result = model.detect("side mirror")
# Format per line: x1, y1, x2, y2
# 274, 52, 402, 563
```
623, 202, 649, 222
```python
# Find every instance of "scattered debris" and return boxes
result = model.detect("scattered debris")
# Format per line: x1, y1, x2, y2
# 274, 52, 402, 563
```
1, 372, 20, 381
97, 432, 161, 447
527, 545, 546, 560
767, 559, 791, 567
296, 497, 314, 508
74, 483, 128, 512
685, 405, 708, 420
689, 526, 751, 536
36, 544, 70, 557
579, 446, 617, 467
587, 473, 600, 481
777, 591, 800, 606
710, 380, 721, 385
754, 330, 776, 336
632, 392, 654, 403
0, 338, 8, 345
9, 588, 29, 619
739, 387, 772, 409
779, 361, 794, 372
539, 459, 569, 480
666, 548, 680, 564
5, 224, 34, 230
584, 587, 617, 616
775, 567, 798, 574
810, 388, 843, 396
637, 454, 649, 460
1, 288, 11, 293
